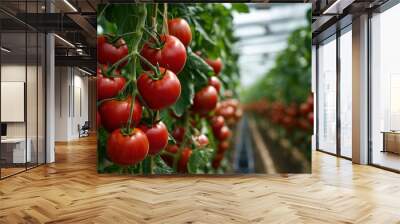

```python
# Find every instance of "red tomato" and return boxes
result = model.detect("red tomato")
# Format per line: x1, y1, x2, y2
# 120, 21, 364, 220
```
178, 148, 192, 173
137, 68, 181, 110
172, 126, 185, 143
97, 35, 128, 67
299, 102, 311, 115
98, 97, 142, 132
286, 104, 298, 117
214, 126, 231, 141
216, 105, 235, 119
297, 119, 310, 130
217, 141, 229, 154
168, 18, 192, 47
205, 58, 223, 75
308, 112, 314, 127
139, 122, 169, 155
194, 134, 209, 147
307, 94, 314, 105
97, 111, 101, 128
282, 116, 295, 128
192, 85, 218, 114
211, 116, 225, 131
97, 65, 126, 100
161, 144, 179, 167
212, 153, 224, 169
140, 35, 187, 74
107, 128, 149, 165
208, 76, 221, 93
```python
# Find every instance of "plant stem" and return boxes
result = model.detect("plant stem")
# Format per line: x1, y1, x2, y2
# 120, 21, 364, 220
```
163, 3, 169, 35
136, 53, 161, 77
150, 156, 154, 174
106, 51, 135, 76
173, 112, 189, 171
125, 5, 147, 133
152, 3, 158, 32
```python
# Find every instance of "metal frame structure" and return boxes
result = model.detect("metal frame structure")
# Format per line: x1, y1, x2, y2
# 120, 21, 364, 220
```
0, 0, 47, 180
314, 0, 400, 171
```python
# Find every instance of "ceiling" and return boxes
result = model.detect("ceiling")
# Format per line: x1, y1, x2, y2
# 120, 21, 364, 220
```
233, 3, 310, 87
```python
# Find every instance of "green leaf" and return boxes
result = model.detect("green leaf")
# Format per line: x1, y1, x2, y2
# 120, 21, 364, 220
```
97, 127, 109, 173
153, 155, 174, 174
142, 156, 152, 175
103, 164, 122, 173
192, 18, 216, 46
231, 3, 250, 13
187, 148, 213, 174
171, 67, 195, 117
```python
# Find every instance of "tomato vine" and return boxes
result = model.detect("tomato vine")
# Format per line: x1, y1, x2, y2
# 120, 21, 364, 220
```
97, 3, 248, 174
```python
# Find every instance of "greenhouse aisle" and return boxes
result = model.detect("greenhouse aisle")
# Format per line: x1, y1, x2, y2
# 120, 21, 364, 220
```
234, 113, 310, 174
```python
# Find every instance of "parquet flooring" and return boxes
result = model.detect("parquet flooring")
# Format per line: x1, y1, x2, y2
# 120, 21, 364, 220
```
1, 135, 400, 223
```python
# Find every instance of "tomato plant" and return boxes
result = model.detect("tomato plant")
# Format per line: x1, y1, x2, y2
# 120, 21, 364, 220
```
97, 35, 129, 67
139, 122, 169, 155
140, 35, 187, 75
107, 128, 149, 165
137, 68, 181, 110
97, 65, 126, 100
98, 97, 142, 132
97, 3, 248, 175
168, 18, 192, 47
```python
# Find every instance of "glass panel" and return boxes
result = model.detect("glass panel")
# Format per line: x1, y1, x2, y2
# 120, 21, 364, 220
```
1, 31, 27, 177
371, 4, 400, 171
27, 31, 38, 169
317, 37, 337, 154
38, 32, 45, 165
339, 29, 352, 158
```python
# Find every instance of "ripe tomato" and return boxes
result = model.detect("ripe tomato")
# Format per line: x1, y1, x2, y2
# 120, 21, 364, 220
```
172, 126, 185, 143
192, 85, 218, 114
161, 144, 179, 167
208, 76, 221, 93
308, 112, 314, 127
194, 134, 209, 147
212, 153, 224, 169
297, 119, 310, 130
139, 122, 169, 155
217, 141, 229, 154
299, 102, 311, 115
137, 68, 181, 110
178, 147, 192, 173
286, 104, 298, 117
97, 66, 126, 100
97, 35, 128, 67
97, 111, 101, 128
282, 116, 295, 128
211, 116, 225, 131
107, 128, 149, 166
140, 35, 187, 74
214, 126, 231, 141
99, 97, 142, 132
205, 58, 223, 75
216, 105, 235, 119
168, 18, 192, 47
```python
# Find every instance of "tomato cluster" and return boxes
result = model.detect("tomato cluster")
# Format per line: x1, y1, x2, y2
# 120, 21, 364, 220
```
243, 94, 314, 132
97, 8, 241, 174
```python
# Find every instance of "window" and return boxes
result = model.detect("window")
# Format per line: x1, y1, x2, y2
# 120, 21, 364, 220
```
370, 3, 400, 171
317, 36, 337, 154
339, 28, 352, 158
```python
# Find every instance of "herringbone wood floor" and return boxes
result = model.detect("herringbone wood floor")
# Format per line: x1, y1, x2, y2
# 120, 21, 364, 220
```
1, 136, 400, 224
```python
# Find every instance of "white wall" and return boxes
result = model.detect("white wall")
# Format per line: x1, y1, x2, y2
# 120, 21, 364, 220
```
55, 67, 89, 141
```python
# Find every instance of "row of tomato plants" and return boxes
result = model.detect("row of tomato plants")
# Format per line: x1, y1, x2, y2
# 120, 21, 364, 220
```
96, 4, 246, 174
243, 94, 313, 160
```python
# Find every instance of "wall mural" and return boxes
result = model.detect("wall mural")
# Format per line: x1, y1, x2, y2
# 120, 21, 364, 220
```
97, 3, 312, 175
